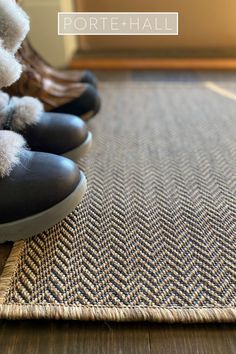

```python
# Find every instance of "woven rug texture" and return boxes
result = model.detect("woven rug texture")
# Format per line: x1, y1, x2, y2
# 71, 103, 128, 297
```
0, 82, 236, 322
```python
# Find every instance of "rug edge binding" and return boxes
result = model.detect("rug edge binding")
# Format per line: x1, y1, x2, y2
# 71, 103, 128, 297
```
0, 305, 236, 323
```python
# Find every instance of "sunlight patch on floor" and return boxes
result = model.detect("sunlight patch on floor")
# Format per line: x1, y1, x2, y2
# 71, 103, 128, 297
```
205, 81, 236, 101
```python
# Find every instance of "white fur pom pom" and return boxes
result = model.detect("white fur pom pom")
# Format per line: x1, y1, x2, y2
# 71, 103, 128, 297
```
0, 0, 30, 54
0, 42, 22, 89
10, 96, 43, 131
0, 130, 26, 177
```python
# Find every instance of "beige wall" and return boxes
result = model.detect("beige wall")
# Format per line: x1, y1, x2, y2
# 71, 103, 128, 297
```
23, 0, 77, 67
76, 0, 236, 51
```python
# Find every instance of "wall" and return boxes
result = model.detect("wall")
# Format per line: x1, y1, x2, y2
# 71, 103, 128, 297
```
23, 0, 77, 67
76, 0, 236, 51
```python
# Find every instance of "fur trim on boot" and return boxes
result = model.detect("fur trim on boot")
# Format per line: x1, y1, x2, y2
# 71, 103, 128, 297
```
0, 130, 26, 177
0, 91, 43, 131
0, 0, 30, 54
0, 41, 22, 89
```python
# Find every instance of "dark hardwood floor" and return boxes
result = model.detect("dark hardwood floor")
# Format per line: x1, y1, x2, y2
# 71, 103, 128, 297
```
1, 321, 236, 354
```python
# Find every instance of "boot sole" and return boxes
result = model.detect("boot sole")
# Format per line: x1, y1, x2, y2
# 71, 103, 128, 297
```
0, 172, 87, 243
81, 110, 95, 121
63, 131, 92, 163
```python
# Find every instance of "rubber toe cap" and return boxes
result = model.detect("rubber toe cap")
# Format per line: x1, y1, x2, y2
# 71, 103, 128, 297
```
0, 151, 82, 223
23, 112, 89, 155
51, 84, 101, 120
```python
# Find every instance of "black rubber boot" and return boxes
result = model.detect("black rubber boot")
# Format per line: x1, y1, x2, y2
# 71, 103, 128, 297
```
0, 131, 87, 242
50, 84, 101, 121
0, 93, 92, 162
23, 112, 93, 162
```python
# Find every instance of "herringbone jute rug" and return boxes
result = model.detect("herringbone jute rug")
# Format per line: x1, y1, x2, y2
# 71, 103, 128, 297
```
0, 82, 236, 322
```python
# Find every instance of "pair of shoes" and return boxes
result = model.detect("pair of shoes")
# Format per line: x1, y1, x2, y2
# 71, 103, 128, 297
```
0, 92, 92, 161
4, 1, 101, 121
0, 1, 90, 243
5, 40, 101, 121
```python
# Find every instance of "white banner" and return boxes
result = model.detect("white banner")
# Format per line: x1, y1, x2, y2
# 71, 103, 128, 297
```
58, 12, 179, 36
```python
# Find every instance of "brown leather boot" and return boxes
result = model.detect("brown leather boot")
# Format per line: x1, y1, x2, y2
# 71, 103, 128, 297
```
20, 39, 98, 88
4, 59, 101, 121
15, 0, 96, 86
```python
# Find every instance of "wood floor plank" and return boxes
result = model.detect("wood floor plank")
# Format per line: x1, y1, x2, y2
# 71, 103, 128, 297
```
149, 324, 236, 354
0, 321, 150, 354
1, 321, 236, 354
74, 322, 150, 354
